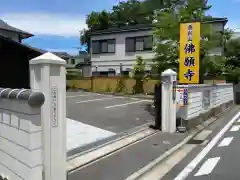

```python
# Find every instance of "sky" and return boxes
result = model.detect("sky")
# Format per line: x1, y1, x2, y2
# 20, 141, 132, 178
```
0, 0, 239, 55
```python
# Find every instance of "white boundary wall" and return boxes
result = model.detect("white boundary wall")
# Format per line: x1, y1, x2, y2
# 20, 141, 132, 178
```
176, 84, 233, 120
0, 52, 67, 180
0, 90, 44, 180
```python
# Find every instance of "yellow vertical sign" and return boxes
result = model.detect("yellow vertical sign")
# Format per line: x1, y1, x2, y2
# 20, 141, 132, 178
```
179, 22, 200, 84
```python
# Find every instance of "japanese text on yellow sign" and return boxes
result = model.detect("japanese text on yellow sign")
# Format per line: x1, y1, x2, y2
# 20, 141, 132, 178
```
179, 22, 200, 84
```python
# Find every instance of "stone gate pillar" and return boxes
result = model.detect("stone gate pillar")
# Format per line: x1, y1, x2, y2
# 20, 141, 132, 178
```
30, 52, 67, 180
161, 69, 177, 133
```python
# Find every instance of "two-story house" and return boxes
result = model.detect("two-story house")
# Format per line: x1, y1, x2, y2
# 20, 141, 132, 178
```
90, 18, 228, 76
66, 51, 91, 77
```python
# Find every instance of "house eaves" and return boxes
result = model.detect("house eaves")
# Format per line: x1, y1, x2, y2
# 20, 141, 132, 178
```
91, 17, 228, 36
0, 34, 43, 54
91, 24, 153, 35
0, 19, 33, 39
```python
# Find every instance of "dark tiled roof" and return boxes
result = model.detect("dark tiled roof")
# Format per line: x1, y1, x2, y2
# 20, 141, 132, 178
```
71, 54, 90, 59
79, 50, 88, 55
22, 44, 46, 54
52, 52, 71, 58
189, 17, 228, 25
91, 24, 153, 35
91, 17, 228, 35
0, 34, 43, 54
0, 19, 33, 39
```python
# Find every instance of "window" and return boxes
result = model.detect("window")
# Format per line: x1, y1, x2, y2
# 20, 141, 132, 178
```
71, 59, 75, 64
107, 39, 115, 53
125, 38, 135, 52
101, 40, 108, 53
125, 36, 153, 52
92, 39, 115, 54
136, 37, 144, 51
92, 41, 100, 54
144, 36, 153, 50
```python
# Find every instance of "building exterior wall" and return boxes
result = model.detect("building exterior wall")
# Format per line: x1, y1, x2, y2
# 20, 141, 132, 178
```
91, 22, 225, 73
91, 30, 154, 73
67, 56, 85, 65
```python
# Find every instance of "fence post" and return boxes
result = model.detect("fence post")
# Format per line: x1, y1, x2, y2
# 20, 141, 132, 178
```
30, 52, 67, 180
161, 69, 177, 133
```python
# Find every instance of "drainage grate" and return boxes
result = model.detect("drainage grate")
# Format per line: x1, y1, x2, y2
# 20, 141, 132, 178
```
187, 139, 204, 144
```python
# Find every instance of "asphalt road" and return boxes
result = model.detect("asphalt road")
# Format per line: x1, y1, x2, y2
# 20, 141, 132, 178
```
68, 131, 187, 180
66, 91, 154, 133
162, 107, 240, 180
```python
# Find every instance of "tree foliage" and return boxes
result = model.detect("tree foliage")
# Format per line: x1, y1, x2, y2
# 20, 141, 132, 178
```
153, 0, 224, 82
224, 37, 240, 83
131, 56, 147, 94
80, 0, 187, 52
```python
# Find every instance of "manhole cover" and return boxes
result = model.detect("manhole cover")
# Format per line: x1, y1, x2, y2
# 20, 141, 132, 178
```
187, 139, 204, 144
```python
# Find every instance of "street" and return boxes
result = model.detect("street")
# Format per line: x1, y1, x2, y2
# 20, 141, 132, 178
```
66, 91, 154, 155
66, 91, 154, 133
161, 108, 240, 180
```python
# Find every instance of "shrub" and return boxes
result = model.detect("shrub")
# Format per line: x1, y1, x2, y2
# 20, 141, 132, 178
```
115, 77, 126, 93
71, 84, 77, 89
105, 83, 112, 92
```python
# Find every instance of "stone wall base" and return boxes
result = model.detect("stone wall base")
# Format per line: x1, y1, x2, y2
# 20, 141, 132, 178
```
184, 101, 234, 130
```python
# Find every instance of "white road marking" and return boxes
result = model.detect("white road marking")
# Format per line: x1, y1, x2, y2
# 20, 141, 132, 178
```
237, 118, 240, 123
136, 144, 196, 180
173, 111, 240, 180
230, 125, 240, 132
76, 97, 122, 103
218, 137, 234, 147
67, 94, 91, 98
194, 157, 220, 176
105, 100, 149, 109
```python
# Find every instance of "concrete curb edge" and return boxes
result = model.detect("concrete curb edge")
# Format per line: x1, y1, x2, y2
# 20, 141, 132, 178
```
67, 129, 159, 173
125, 106, 235, 180
67, 122, 152, 161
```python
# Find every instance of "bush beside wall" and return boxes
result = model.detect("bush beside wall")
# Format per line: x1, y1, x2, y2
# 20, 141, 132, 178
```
67, 77, 225, 94
67, 77, 158, 94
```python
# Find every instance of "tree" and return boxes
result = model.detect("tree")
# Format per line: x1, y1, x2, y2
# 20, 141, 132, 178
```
225, 38, 240, 65
153, 0, 223, 82
131, 56, 147, 94
80, 11, 113, 52
81, 0, 147, 52
111, 0, 148, 26
224, 37, 240, 83
80, 0, 186, 52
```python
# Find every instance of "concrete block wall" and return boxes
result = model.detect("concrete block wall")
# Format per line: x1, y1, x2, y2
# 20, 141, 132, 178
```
0, 88, 44, 180
177, 84, 234, 121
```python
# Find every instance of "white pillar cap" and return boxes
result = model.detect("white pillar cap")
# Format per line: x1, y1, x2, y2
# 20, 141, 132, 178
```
161, 69, 177, 76
30, 52, 66, 65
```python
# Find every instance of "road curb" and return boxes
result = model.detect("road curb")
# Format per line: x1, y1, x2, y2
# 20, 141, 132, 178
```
67, 128, 158, 173
67, 122, 152, 160
125, 106, 235, 180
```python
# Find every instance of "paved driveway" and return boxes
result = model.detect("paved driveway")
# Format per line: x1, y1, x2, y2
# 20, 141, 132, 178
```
66, 91, 154, 133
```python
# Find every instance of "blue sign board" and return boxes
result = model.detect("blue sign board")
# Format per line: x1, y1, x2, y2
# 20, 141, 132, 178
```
183, 88, 188, 105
